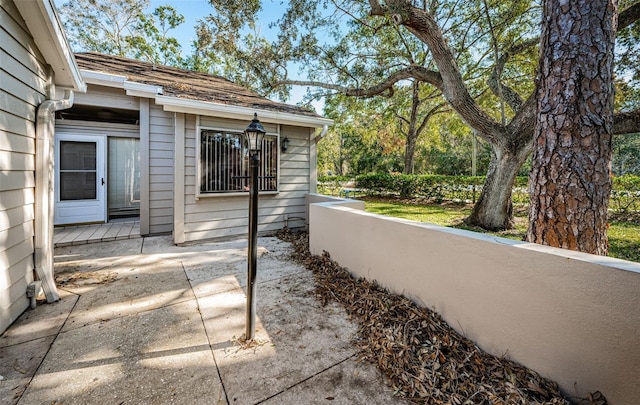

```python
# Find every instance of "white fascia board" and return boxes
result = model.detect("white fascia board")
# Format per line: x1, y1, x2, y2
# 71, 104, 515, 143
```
155, 95, 333, 128
123, 81, 163, 98
15, 0, 86, 92
81, 70, 127, 87
81, 70, 162, 98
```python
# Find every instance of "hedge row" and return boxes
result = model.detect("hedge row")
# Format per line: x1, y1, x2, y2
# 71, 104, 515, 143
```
354, 173, 529, 203
318, 174, 640, 212
611, 175, 640, 213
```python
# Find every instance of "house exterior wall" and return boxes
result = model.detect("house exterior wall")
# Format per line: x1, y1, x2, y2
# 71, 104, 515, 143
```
180, 116, 312, 243
55, 86, 175, 235
55, 82, 323, 243
56, 120, 139, 138
0, 0, 49, 333
148, 101, 174, 234
308, 197, 640, 404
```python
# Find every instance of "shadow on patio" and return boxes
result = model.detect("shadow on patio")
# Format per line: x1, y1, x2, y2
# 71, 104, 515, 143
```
0, 236, 402, 405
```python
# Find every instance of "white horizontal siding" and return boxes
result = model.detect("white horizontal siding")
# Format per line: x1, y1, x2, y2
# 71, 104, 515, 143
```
0, 130, 34, 155
148, 102, 174, 234
0, 149, 33, 170
0, 0, 47, 334
182, 119, 312, 243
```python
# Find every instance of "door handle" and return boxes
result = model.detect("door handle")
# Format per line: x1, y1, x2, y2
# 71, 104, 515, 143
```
101, 178, 105, 186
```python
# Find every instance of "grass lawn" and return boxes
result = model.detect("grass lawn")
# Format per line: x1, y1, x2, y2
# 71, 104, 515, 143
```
364, 196, 640, 263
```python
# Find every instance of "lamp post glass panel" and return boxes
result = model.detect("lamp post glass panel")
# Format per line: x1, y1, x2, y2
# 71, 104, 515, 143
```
245, 113, 265, 341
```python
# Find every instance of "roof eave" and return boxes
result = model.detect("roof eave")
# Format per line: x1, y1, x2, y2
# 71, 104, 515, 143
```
155, 95, 334, 128
15, 0, 86, 92
81, 70, 162, 98
78, 65, 333, 128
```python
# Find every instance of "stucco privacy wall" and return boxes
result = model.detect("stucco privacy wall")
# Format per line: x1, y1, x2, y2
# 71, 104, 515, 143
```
179, 116, 313, 243
0, 0, 47, 333
307, 196, 640, 404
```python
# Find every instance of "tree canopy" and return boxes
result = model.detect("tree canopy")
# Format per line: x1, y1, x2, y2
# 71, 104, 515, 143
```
59, 0, 185, 66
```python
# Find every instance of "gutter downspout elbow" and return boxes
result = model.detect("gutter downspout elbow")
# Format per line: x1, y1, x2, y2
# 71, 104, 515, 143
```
314, 125, 329, 143
34, 89, 74, 303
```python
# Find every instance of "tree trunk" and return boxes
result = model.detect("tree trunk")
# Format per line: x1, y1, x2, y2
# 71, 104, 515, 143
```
526, 0, 617, 255
404, 132, 417, 174
466, 141, 530, 230
403, 80, 421, 174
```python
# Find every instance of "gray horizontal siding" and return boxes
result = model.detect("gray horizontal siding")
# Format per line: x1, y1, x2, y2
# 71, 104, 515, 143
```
56, 120, 140, 138
200, 116, 278, 134
182, 118, 313, 243
148, 102, 174, 234
74, 84, 138, 110
0, 0, 47, 334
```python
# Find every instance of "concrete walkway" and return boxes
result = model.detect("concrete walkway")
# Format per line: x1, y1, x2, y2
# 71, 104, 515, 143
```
0, 236, 404, 405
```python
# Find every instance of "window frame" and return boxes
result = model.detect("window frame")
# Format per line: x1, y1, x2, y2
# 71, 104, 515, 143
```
196, 123, 280, 199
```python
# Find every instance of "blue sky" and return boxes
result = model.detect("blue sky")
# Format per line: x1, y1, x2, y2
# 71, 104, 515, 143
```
148, 0, 320, 109
148, 0, 208, 47
148, 0, 286, 47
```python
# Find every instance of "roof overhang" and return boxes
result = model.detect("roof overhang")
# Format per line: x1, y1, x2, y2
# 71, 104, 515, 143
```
81, 70, 163, 98
155, 95, 334, 128
79, 68, 333, 128
15, 0, 85, 92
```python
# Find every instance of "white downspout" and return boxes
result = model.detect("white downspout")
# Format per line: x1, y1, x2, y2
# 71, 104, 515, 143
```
314, 125, 329, 143
34, 89, 74, 303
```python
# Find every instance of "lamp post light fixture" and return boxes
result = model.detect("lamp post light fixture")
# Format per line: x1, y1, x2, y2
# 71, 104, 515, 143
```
244, 113, 265, 341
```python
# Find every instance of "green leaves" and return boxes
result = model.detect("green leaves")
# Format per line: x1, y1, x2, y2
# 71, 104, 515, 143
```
59, 0, 186, 66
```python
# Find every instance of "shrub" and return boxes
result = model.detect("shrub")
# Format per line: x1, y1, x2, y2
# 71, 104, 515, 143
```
352, 173, 640, 213
611, 175, 640, 213
356, 174, 488, 202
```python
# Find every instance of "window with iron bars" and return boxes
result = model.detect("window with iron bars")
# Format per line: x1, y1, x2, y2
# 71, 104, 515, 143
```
199, 130, 278, 193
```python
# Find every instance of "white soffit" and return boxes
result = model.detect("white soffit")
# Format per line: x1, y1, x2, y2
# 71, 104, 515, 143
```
15, 0, 85, 92
155, 95, 334, 128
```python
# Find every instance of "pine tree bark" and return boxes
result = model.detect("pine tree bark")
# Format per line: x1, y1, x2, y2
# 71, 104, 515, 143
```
527, 0, 617, 255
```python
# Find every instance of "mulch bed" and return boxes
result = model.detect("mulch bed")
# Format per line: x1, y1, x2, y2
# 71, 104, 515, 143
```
277, 229, 607, 405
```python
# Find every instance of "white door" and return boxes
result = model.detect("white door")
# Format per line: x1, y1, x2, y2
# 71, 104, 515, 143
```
54, 134, 106, 225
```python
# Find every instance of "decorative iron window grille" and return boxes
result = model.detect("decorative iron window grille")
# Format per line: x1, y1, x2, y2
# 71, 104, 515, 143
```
200, 130, 278, 193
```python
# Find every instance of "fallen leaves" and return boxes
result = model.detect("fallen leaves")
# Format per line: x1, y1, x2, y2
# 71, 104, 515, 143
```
277, 229, 606, 405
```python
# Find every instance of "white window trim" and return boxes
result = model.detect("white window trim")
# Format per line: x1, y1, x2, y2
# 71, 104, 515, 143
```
195, 120, 281, 200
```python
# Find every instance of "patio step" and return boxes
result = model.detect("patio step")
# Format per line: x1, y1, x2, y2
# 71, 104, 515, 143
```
54, 221, 141, 247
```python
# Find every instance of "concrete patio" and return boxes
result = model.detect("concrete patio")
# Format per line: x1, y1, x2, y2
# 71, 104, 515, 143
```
0, 235, 403, 404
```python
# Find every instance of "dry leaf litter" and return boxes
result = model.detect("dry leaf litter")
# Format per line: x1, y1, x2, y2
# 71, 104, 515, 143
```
277, 229, 607, 405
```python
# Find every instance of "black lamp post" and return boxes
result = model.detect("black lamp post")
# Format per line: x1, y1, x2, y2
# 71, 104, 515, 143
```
244, 113, 265, 340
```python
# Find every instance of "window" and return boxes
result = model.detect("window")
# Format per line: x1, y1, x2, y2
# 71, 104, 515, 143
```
199, 130, 278, 194
59, 141, 97, 200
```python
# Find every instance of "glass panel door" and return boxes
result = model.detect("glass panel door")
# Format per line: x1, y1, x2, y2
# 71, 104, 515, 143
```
108, 137, 140, 219
54, 134, 106, 225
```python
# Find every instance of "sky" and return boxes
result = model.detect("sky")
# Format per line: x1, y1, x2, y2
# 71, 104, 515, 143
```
52, 0, 324, 111
147, 0, 321, 110
148, 0, 286, 47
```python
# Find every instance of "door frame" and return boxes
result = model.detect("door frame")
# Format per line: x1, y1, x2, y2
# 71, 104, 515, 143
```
54, 133, 107, 225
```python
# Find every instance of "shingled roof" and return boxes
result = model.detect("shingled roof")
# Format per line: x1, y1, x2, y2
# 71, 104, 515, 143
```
74, 52, 322, 119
